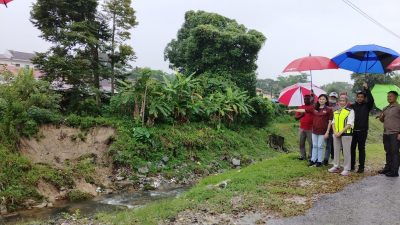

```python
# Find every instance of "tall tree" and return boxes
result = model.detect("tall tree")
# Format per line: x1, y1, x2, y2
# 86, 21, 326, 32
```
103, 0, 138, 94
164, 10, 266, 96
321, 81, 355, 101
31, 0, 110, 105
351, 73, 393, 94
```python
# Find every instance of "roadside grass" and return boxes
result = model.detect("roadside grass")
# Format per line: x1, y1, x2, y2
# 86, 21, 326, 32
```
98, 118, 386, 225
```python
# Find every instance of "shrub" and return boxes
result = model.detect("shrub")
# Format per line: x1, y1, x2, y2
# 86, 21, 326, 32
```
244, 96, 274, 127
67, 190, 94, 201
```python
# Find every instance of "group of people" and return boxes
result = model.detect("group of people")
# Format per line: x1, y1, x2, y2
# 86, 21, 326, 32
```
287, 82, 400, 177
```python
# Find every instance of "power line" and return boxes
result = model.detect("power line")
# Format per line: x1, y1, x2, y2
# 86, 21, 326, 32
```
342, 0, 400, 40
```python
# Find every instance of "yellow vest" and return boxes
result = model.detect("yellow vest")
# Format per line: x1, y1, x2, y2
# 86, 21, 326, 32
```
333, 107, 353, 135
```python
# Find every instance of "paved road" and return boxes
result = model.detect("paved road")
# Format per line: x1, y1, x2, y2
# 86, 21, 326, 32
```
268, 175, 400, 225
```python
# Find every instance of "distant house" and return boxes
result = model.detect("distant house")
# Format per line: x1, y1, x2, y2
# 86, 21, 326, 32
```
256, 88, 273, 100
0, 50, 36, 69
0, 50, 113, 92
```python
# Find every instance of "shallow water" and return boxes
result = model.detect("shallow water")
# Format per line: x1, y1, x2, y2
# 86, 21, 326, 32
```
1, 186, 189, 224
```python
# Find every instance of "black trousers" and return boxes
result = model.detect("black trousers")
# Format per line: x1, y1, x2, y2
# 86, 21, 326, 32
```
350, 130, 368, 170
383, 134, 400, 174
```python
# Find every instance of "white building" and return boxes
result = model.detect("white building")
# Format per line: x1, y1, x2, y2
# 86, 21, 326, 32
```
0, 50, 36, 69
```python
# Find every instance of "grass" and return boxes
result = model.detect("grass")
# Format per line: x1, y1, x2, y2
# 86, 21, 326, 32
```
98, 118, 386, 225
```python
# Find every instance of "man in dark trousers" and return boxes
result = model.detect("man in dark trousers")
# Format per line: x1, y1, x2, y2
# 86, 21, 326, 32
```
350, 82, 374, 173
295, 95, 314, 160
378, 91, 400, 177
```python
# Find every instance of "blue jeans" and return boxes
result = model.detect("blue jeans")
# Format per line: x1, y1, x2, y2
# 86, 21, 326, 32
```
312, 133, 326, 163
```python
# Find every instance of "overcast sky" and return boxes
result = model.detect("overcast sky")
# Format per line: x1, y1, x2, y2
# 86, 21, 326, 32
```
1, 0, 399, 85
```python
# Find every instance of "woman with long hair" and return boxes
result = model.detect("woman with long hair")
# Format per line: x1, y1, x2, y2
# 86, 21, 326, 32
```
288, 94, 333, 167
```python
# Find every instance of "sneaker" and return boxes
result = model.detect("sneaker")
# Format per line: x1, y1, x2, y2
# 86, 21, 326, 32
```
322, 160, 329, 166
340, 170, 351, 176
385, 172, 399, 177
308, 161, 315, 167
357, 168, 364, 173
298, 156, 305, 160
315, 162, 322, 167
328, 166, 340, 173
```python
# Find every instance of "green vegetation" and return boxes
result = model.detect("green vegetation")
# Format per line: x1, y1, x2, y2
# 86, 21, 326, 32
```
99, 119, 386, 225
67, 190, 94, 201
165, 10, 266, 96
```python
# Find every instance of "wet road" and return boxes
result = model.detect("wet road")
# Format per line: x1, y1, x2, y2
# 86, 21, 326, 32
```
268, 175, 400, 225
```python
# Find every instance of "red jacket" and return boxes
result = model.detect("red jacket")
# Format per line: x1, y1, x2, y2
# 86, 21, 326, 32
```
296, 105, 314, 131
306, 106, 333, 135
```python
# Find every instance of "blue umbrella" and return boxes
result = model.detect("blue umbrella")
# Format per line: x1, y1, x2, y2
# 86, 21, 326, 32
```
332, 44, 400, 74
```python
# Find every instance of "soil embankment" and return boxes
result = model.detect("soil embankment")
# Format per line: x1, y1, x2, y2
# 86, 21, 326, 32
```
19, 125, 116, 205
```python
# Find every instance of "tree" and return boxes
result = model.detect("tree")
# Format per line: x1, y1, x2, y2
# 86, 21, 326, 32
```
31, 0, 111, 105
256, 78, 279, 98
276, 74, 308, 89
321, 81, 354, 101
103, 0, 138, 94
351, 73, 394, 94
164, 10, 266, 96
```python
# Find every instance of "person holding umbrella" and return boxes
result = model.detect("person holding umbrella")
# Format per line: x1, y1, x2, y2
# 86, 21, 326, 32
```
378, 91, 400, 177
350, 82, 374, 173
288, 94, 332, 167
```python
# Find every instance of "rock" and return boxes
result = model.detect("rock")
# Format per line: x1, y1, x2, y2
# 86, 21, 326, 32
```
152, 179, 161, 189
56, 190, 68, 200
0, 204, 7, 215
162, 156, 169, 163
232, 158, 241, 166
96, 187, 102, 193
33, 202, 47, 209
47, 202, 54, 208
215, 179, 231, 189
104, 189, 114, 195
60, 187, 66, 191
115, 180, 134, 189
157, 162, 165, 170
138, 166, 149, 174
23, 199, 37, 208
116, 176, 125, 181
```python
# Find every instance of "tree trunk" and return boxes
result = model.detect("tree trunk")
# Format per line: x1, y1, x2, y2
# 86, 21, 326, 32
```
92, 46, 101, 106
110, 12, 116, 95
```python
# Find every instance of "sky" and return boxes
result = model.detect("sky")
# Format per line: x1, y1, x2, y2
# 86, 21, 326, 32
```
1, 0, 400, 86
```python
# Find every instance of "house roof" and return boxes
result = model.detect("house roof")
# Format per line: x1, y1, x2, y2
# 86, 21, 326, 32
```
8, 50, 36, 61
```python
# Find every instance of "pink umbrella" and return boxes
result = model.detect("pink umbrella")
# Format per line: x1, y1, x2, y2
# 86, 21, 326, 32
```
1, 0, 13, 7
278, 83, 326, 107
387, 57, 400, 71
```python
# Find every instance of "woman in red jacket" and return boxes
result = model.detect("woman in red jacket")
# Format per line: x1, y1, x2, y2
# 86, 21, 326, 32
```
288, 94, 332, 167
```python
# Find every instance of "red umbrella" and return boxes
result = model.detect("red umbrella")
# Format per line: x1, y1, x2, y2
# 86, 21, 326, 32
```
387, 57, 400, 71
283, 55, 338, 86
278, 83, 326, 106
1, 0, 13, 7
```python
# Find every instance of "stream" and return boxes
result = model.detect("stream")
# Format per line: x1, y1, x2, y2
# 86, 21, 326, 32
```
1, 186, 189, 224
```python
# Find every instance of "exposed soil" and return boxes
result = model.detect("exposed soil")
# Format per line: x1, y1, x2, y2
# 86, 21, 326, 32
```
19, 125, 116, 204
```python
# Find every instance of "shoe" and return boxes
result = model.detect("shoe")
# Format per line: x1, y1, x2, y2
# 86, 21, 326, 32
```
322, 160, 328, 166
315, 162, 322, 167
298, 156, 305, 160
328, 166, 340, 173
385, 172, 399, 177
357, 168, 364, 173
340, 170, 351, 176
378, 168, 390, 174
308, 161, 315, 167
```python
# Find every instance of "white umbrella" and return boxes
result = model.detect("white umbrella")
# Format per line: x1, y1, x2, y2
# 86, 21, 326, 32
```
278, 83, 326, 107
